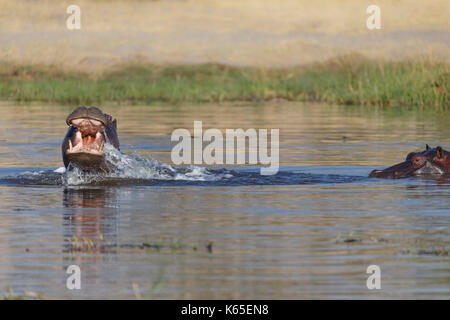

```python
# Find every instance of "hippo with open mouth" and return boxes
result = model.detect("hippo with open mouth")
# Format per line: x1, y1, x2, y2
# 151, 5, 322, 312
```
369, 145, 450, 178
62, 106, 120, 171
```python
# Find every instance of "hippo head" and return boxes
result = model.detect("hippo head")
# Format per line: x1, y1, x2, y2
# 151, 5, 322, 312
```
66, 106, 108, 155
369, 145, 450, 179
62, 106, 119, 170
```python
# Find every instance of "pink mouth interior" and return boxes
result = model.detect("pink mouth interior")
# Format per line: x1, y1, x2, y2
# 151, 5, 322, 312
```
68, 118, 105, 154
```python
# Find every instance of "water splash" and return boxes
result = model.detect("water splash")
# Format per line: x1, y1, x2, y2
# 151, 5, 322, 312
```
63, 143, 232, 185
2, 169, 63, 186
0, 144, 368, 187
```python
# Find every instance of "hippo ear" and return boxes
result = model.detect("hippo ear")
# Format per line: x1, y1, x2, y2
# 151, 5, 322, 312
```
437, 146, 443, 159
426, 144, 430, 150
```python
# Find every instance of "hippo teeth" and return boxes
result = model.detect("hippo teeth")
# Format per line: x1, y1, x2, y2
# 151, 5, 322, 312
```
67, 136, 105, 155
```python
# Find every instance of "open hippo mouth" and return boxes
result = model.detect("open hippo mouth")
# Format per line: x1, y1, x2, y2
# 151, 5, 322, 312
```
369, 145, 450, 179
62, 106, 120, 171
67, 118, 105, 156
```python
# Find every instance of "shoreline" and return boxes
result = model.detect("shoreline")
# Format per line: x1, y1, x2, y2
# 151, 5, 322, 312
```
0, 57, 448, 107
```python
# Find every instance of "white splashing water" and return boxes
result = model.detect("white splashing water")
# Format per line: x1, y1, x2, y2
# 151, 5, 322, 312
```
63, 143, 232, 185
54, 167, 66, 174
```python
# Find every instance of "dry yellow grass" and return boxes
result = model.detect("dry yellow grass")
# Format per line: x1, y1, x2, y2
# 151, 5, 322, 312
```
0, 0, 449, 72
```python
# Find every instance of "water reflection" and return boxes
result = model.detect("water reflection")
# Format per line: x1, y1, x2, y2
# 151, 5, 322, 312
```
62, 187, 119, 255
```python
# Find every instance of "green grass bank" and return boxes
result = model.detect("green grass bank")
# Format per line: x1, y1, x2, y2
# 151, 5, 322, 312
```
0, 57, 448, 107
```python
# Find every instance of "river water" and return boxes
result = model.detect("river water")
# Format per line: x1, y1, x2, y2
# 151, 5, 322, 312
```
0, 102, 449, 299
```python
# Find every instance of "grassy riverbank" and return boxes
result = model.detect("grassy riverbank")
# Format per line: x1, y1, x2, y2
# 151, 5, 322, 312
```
0, 57, 448, 107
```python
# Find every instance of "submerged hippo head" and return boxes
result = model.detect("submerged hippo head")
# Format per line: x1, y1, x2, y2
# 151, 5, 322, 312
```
369, 145, 450, 178
62, 106, 120, 171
